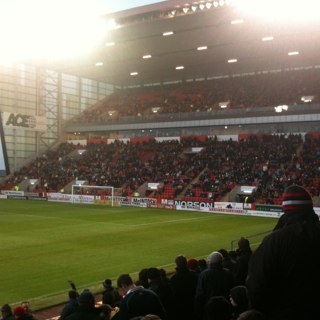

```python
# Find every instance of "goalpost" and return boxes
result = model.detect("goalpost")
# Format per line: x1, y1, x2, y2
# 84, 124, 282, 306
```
71, 185, 115, 206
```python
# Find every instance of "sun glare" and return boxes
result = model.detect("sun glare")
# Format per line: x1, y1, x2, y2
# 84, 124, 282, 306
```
0, 0, 108, 64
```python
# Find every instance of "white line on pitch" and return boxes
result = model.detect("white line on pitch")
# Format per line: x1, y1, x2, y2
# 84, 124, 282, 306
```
128, 215, 216, 227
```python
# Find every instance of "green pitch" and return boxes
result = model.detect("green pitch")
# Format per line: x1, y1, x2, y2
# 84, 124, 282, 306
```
0, 200, 276, 309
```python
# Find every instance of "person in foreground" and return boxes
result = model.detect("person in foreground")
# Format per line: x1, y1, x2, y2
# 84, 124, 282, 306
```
116, 274, 166, 320
195, 251, 234, 320
246, 184, 320, 320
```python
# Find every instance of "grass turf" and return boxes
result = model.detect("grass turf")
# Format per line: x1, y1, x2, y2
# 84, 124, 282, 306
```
0, 199, 276, 309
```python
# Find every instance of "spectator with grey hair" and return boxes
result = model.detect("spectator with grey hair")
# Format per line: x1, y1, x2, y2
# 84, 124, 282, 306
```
194, 251, 234, 320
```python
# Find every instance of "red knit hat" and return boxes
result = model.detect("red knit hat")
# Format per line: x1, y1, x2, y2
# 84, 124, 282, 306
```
282, 185, 313, 213
13, 306, 25, 318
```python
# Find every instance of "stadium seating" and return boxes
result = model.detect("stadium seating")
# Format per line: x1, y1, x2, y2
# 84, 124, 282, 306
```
70, 69, 320, 126
4, 133, 320, 205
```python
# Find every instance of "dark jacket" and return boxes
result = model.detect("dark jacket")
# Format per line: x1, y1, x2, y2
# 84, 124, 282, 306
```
246, 211, 320, 320
148, 278, 174, 320
102, 287, 122, 307
195, 265, 234, 320
65, 306, 103, 320
60, 298, 79, 320
118, 287, 166, 320
233, 248, 252, 286
170, 267, 198, 320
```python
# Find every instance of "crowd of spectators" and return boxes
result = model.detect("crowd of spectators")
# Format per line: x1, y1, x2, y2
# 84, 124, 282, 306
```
0, 237, 262, 320
5, 202, 319, 320
71, 69, 320, 125
1, 185, 320, 320
3, 133, 320, 205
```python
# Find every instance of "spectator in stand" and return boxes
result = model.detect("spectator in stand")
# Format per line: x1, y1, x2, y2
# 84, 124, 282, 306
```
170, 255, 198, 320
13, 306, 27, 320
203, 296, 232, 320
233, 238, 252, 286
21, 301, 37, 320
159, 269, 170, 286
147, 268, 174, 320
136, 268, 150, 289
102, 279, 122, 308
60, 290, 79, 320
195, 251, 234, 320
1, 304, 15, 320
246, 185, 320, 320
229, 286, 249, 320
65, 289, 103, 320
187, 258, 200, 274
116, 274, 166, 320
218, 249, 235, 272
198, 259, 207, 272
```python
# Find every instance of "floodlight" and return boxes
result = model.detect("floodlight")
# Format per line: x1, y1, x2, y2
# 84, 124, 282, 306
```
262, 36, 274, 41
130, 71, 138, 76
213, 1, 219, 7
95, 62, 103, 66
143, 54, 152, 59
219, 0, 225, 6
176, 65, 185, 70
183, 7, 190, 13
288, 51, 299, 56
197, 46, 208, 51
231, 19, 244, 24
206, 2, 213, 9
199, 4, 205, 10
228, 58, 238, 63
191, 5, 197, 12
163, 31, 174, 36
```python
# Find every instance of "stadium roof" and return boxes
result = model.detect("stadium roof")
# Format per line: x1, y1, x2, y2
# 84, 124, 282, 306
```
36, 0, 320, 87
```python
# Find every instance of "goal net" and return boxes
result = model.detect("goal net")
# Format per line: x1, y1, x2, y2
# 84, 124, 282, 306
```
71, 185, 115, 206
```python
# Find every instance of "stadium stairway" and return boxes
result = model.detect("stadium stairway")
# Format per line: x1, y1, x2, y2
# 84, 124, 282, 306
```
175, 168, 207, 200
135, 181, 149, 197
